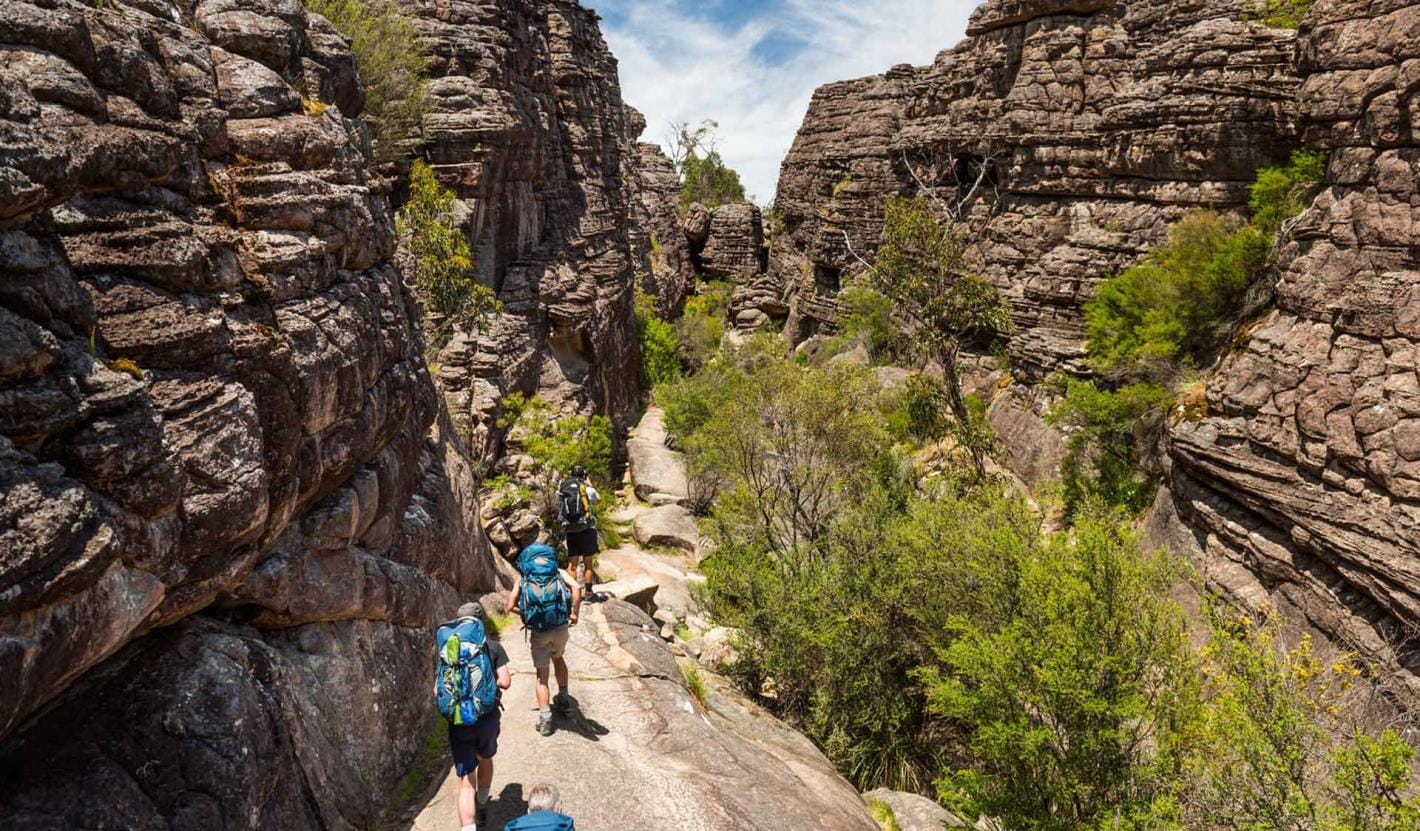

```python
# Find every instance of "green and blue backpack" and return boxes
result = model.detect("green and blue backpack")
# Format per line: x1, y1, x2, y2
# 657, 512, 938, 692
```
434, 615, 498, 725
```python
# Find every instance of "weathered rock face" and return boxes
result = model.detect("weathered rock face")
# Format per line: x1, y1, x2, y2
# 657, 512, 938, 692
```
0, 0, 494, 825
629, 109, 696, 318
408, 0, 682, 465
1164, 0, 1420, 702
772, 0, 1302, 378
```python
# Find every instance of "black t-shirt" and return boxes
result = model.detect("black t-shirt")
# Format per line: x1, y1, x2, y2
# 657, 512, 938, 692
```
487, 639, 509, 701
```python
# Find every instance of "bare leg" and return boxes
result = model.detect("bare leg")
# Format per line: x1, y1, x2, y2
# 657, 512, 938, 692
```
457, 775, 476, 826
536, 665, 552, 710
568, 555, 585, 588
477, 756, 493, 791
554, 655, 569, 698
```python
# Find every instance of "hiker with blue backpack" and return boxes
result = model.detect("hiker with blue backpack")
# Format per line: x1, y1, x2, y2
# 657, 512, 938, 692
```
504, 783, 575, 830
558, 464, 601, 599
507, 541, 583, 736
435, 601, 512, 831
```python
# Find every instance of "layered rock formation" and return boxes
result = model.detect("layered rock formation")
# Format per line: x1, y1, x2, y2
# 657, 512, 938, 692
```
407, 0, 687, 465
1164, 0, 1420, 701
0, 0, 495, 825
772, 0, 1302, 378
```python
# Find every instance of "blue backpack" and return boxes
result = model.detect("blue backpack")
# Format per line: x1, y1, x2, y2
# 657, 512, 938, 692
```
435, 616, 498, 725
518, 544, 571, 632
505, 811, 575, 831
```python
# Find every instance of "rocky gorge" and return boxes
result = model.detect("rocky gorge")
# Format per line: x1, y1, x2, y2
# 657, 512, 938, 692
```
1, 0, 1418, 828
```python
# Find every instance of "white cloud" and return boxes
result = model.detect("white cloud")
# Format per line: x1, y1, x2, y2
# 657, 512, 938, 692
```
598, 0, 978, 202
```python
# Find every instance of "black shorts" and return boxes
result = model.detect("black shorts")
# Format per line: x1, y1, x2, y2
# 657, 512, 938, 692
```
566, 527, 599, 558
448, 714, 499, 777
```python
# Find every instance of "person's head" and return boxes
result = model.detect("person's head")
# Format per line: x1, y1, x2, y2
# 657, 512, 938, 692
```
456, 601, 484, 620
570, 464, 587, 480
526, 783, 563, 815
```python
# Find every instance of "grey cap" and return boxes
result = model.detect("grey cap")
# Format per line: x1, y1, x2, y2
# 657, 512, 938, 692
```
457, 601, 484, 620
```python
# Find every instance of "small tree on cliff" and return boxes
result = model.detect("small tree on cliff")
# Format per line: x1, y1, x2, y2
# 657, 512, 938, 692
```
399, 161, 501, 355
668, 120, 747, 210
870, 196, 1012, 478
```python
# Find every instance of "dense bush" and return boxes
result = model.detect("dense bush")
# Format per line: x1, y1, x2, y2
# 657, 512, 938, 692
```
635, 291, 682, 389
1250, 150, 1327, 237
1249, 0, 1316, 28
304, 0, 429, 160
882, 374, 952, 446
399, 161, 500, 354
821, 285, 905, 365
1045, 378, 1173, 517
674, 281, 732, 371
1084, 213, 1269, 380
497, 393, 613, 531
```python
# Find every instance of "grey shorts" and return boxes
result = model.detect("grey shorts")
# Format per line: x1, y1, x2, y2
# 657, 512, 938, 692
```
529, 625, 570, 672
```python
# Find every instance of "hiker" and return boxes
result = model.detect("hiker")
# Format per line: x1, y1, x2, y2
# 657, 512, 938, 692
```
435, 601, 512, 831
504, 783, 576, 830
508, 542, 583, 736
557, 464, 601, 598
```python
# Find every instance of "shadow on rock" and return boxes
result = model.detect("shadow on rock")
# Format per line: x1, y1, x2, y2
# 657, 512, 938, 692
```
558, 696, 610, 741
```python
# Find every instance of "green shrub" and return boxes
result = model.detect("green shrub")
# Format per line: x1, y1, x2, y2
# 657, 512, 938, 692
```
497, 393, 612, 530
303, 0, 429, 160
1045, 377, 1173, 517
636, 291, 681, 389
831, 286, 905, 365
675, 281, 732, 371
922, 515, 1195, 829
883, 374, 951, 446
1250, 149, 1327, 237
398, 161, 501, 354
1084, 213, 1269, 379
1248, 0, 1315, 28
681, 151, 746, 210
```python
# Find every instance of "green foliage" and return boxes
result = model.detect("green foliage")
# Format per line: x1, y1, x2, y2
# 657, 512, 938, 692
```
499, 393, 612, 484
671, 120, 747, 210
883, 374, 952, 446
1178, 611, 1420, 830
1046, 377, 1173, 517
680, 660, 709, 707
872, 196, 1013, 476
680, 150, 747, 210
636, 291, 682, 389
1248, 0, 1315, 28
1084, 213, 1269, 380
303, 0, 429, 160
922, 516, 1196, 830
498, 393, 612, 530
675, 281, 732, 371
868, 799, 902, 831
398, 161, 501, 354
825, 285, 906, 366
1250, 150, 1327, 237
1085, 153, 1323, 382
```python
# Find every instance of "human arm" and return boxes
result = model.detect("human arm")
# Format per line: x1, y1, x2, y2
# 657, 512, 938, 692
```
507, 577, 522, 616
585, 484, 600, 505
492, 643, 512, 690
561, 570, 583, 625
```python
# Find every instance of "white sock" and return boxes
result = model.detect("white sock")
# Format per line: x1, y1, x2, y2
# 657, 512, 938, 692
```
461, 825, 477, 831
539, 707, 552, 719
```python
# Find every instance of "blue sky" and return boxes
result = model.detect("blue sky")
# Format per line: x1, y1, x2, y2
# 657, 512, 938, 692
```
591, 0, 980, 202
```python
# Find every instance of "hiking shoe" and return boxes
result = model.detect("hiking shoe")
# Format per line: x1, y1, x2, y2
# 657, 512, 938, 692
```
553, 693, 572, 715
475, 802, 489, 829
536, 712, 554, 736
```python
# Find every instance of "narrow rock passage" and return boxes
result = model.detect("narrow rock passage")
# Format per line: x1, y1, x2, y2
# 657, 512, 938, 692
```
398, 554, 876, 831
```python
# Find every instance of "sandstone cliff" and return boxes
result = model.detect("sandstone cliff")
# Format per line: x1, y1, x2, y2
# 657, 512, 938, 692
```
772, 0, 1302, 379
406, 0, 689, 466
1163, 0, 1420, 702
0, 0, 491, 826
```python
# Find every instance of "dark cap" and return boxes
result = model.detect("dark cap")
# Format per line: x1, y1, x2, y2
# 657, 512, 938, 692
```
457, 601, 484, 619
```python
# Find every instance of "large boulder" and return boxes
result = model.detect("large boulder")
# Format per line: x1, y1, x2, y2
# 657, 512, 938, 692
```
633, 504, 702, 553
627, 406, 690, 506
